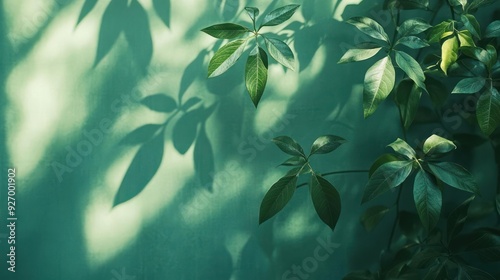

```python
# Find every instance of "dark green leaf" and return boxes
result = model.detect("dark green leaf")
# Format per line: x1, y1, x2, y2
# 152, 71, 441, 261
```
120, 124, 162, 145
496, 193, 500, 216
388, 138, 416, 159
343, 270, 374, 280
384, 0, 430, 10
447, 196, 475, 242
410, 248, 442, 268
395, 79, 422, 130
413, 170, 442, 231
141, 94, 177, 112
399, 211, 423, 240
309, 135, 346, 156
362, 161, 413, 203
201, 23, 250, 39
440, 34, 459, 75
360, 205, 390, 231
245, 7, 259, 23
466, 0, 497, 13
452, 77, 486, 94
485, 44, 498, 70
395, 50, 426, 90
461, 46, 496, 70
457, 264, 496, 280
259, 175, 298, 224
363, 56, 396, 118
369, 153, 399, 178
453, 133, 488, 148
477, 87, 500, 135
272, 136, 305, 157
427, 21, 453, 43
76, 0, 98, 26
260, 4, 300, 28
425, 76, 449, 107
113, 133, 164, 207
245, 46, 268, 107
423, 134, 457, 156
310, 174, 341, 230
264, 37, 295, 70
338, 43, 382, 63
398, 18, 432, 37
460, 229, 500, 262
485, 20, 500, 38
423, 263, 447, 280
347, 17, 390, 43
396, 36, 430, 49
461, 14, 481, 39
280, 156, 306, 167
427, 162, 479, 194
208, 39, 247, 77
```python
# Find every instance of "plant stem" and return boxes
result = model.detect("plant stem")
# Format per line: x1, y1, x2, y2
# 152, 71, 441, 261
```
387, 186, 403, 251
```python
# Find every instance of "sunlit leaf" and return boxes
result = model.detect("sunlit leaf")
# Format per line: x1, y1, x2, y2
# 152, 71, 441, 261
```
264, 37, 295, 70
413, 170, 442, 231
310, 174, 341, 230
360, 205, 390, 231
396, 36, 430, 49
201, 23, 251, 39
461, 14, 481, 38
477, 87, 500, 135
388, 138, 416, 159
398, 18, 432, 37
259, 175, 298, 224
452, 77, 486, 94
141, 94, 177, 112
245, 46, 268, 107
309, 135, 346, 156
113, 133, 164, 207
338, 43, 382, 64
120, 124, 162, 145
395, 50, 426, 91
396, 79, 422, 130
427, 21, 453, 43
427, 162, 479, 194
362, 161, 413, 203
260, 4, 300, 28
208, 39, 247, 77
447, 196, 475, 242
423, 134, 457, 156
485, 20, 500, 38
347, 17, 390, 43
363, 56, 395, 118
457, 30, 475, 47
272, 136, 305, 157
440, 34, 459, 75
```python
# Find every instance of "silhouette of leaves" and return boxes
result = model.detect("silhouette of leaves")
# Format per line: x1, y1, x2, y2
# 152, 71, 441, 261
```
153, 0, 171, 28
141, 94, 177, 113
113, 131, 165, 207
179, 51, 208, 102
173, 108, 202, 154
76, 0, 98, 26
181, 97, 202, 111
94, 0, 128, 66
194, 123, 215, 191
120, 124, 162, 145
124, 0, 153, 70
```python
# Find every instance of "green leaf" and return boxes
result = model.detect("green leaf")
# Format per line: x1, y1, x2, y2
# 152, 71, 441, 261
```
447, 196, 475, 242
460, 228, 500, 262
338, 43, 382, 64
395, 50, 426, 90
410, 248, 443, 268
360, 205, 390, 231
423, 134, 457, 155
466, 0, 497, 13
427, 21, 453, 43
260, 4, 300, 28
396, 36, 430, 49
244, 7, 259, 23
457, 30, 475, 47
388, 138, 416, 159
280, 156, 306, 167
369, 153, 399, 178
309, 135, 346, 156
440, 35, 459, 75
461, 14, 481, 39
263, 37, 295, 70
201, 23, 250, 39
362, 161, 413, 203
272, 136, 305, 157
460, 46, 496, 70
485, 45, 498, 70
245, 46, 268, 107
413, 170, 442, 231
457, 264, 496, 280
425, 76, 449, 107
452, 77, 486, 94
427, 162, 479, 194
477, 87, 500, 135
398, 18, 432, 37
396, 79, 422, 130
120, 124, 162, 145
259, 175, 298, 224
310, 174, 341, 231
346, 17, 390, 43
496, 193, 500, 216
384, 0, 430, 10
208, 39, 247, 77
423, 263, 447, 280
141, 94, 177, 112
363, 56, 396, 118
485, 20, 500, 38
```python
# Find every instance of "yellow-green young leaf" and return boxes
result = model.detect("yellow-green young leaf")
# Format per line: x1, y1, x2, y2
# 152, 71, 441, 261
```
264, 37, 295, 70
395, 50, 426, 91
485, 20, 500, 38
440, 35, 459, 75
347, 17, 390, 43
413, 170, 442, 231
360, 205, 390, 231
362, 161, 413, 203
338, 43, 382, 64
427, 21, 453, 43
395, 79, 422, 130
245, 46, 268, 107
457, 30, 475, 47
363, 56, 395, 118
310, 175, 341, 231
259, 175, 298, 224
461, 14, 481, 38
477, 87, 500, 135
208, 39, 247, 77
423, 134, 457, 155
201, 23, 251, 39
